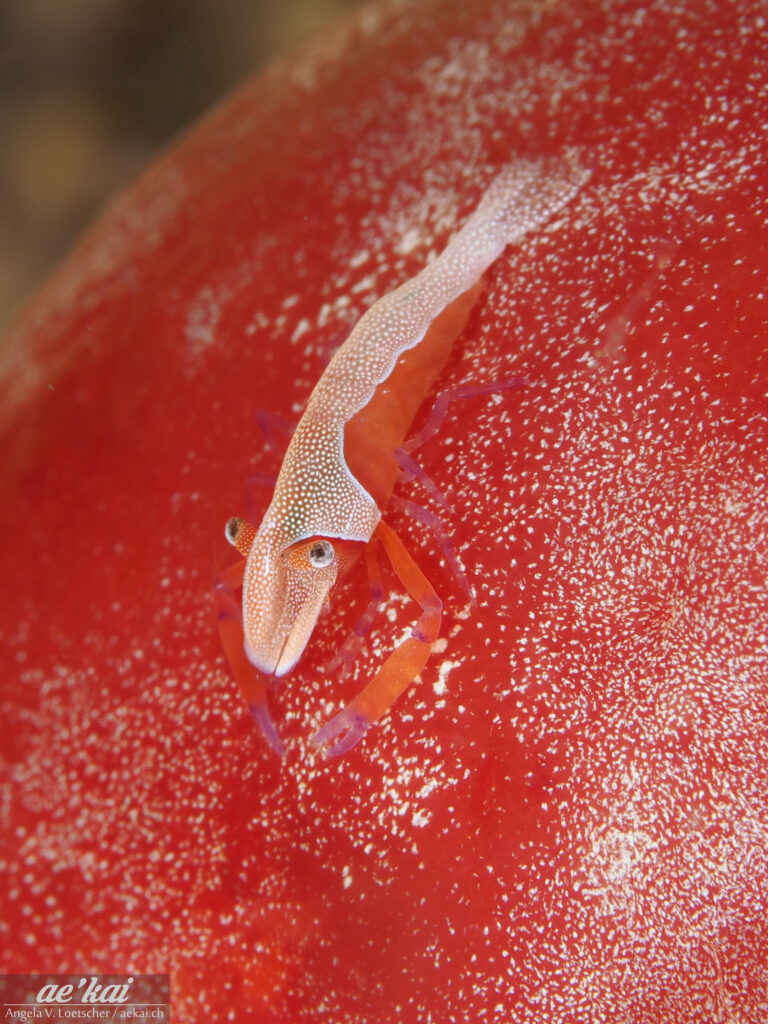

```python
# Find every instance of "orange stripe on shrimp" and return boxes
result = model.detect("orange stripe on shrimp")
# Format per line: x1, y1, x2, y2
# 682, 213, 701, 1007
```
217, 154, 588, 755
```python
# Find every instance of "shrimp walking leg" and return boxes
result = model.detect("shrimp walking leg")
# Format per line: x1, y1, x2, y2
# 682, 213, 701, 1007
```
327, 541, 384, 675
213, 557, 284, 755
393, 446, 453, 511
403, 378, 530, 455
311, 520, 442, 756
389, 494, 474, 602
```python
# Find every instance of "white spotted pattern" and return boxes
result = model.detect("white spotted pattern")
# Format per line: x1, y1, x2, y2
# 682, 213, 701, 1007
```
0, 0, 767, 1021
241, 156, 588, 675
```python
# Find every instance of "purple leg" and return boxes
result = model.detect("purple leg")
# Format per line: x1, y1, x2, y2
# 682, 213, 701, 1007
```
249, 702, 285, 757
390, 494, 474, 603
255, 407, 295, 456
327, 542, 384, 675
311, 706, 369, 757
213, 571, 244, 624
213, 560, 285, 757
403, 378, 530, 454
393, 447, 454, 512
244, 471, 278, 523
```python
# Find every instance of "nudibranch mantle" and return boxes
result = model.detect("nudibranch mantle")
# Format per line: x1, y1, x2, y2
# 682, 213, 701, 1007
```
222, 153, 588, 751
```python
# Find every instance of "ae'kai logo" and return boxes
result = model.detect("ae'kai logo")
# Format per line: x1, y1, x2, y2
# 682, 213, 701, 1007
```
36, 977, 134, 1005
1, 974, 170, 1022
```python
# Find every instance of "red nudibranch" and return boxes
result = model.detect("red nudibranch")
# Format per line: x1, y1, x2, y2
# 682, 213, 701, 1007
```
1, 1, 767, 1022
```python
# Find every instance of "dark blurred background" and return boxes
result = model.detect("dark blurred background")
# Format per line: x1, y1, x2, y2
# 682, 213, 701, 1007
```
0, 0, 364, 335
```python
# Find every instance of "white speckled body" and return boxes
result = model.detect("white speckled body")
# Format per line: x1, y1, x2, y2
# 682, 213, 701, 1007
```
242, 156, 588, 675
4, 0, 768, 1017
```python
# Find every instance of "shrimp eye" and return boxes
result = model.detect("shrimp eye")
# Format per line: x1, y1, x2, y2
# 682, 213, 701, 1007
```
224, 516, 256, 556
225, 517, 243, 545
308, 539, 335, 568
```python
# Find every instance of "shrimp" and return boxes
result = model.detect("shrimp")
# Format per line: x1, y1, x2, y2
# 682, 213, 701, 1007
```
218, 154, 588, 755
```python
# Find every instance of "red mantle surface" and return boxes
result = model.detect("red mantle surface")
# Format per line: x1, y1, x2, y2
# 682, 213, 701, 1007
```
1, 1, 767, 1021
